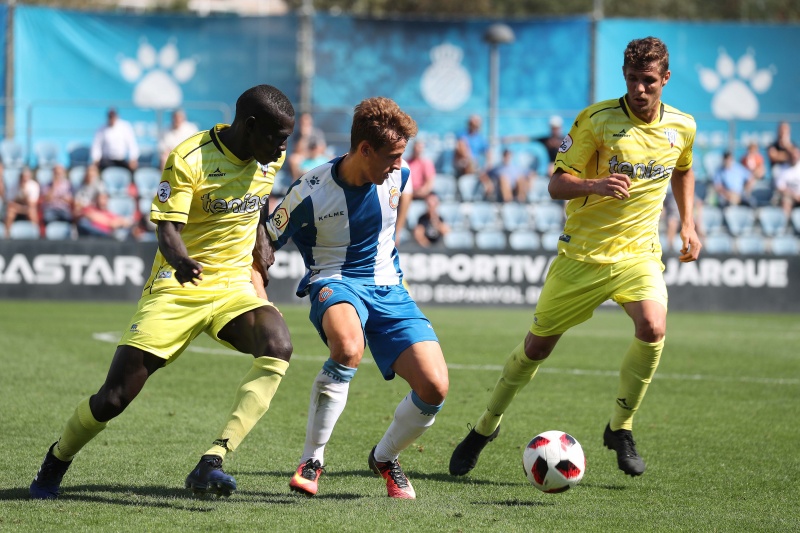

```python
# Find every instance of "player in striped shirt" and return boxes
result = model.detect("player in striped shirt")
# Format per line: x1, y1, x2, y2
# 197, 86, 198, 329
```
266, 97, 448, 499
450, 36, 702, 478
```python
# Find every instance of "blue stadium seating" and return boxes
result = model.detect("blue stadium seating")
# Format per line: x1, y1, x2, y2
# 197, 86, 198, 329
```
438, 201, 466, 229
508, 230, 540, 251
540, 230, 562, 252
756, 206, 787, 237
500, 203, 530, 231
443, 229, 474, 249
723, 205, 756, 236
736, 234, 767, 255
406, 199, 427, 229
770, 235, 799, 256
101, 167, 133, 197
532, 203, 564, 232
133, 167, 162, 199
45, 221, 74, 240
34, 141, 61, 168
474, 229, 507, 250
0, 139, 25, 169
704, 233, 734, 254
432, 173, 457, 201
457, 173, 483, 202
468, 202, 500, 231
9, 220, 40, 240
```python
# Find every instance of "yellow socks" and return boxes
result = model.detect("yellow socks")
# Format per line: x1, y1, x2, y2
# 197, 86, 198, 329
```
475, 342, 542, 437
611, 337, 664, 431
53, 397, 108, 461
204, 356, 289, 458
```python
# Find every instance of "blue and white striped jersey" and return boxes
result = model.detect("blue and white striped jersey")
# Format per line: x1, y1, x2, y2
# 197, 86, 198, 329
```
265, 155, 410, 297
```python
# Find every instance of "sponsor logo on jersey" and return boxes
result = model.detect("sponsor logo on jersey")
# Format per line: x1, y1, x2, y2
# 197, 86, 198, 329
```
318, 211, 344, 222
318, 286, 334, 302
307, 175, 321, 188
559, 233, 571, 243
608, 155, 673, 181
157, 181, 171, 202
157, 271, 172, 279
612, 129, 630, 138
130, 324, 139, 332
201, 193, 267, 214
558, 134, 573, 153
273, 207, 289, 229
209, 167, 226, 178
389, 186, 401, 209
664, 128, 678, 147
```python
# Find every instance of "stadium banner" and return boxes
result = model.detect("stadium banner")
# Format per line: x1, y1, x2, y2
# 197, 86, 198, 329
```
596, 20, 800, 154
13, 6, 298, 162
1, 241, 799, 313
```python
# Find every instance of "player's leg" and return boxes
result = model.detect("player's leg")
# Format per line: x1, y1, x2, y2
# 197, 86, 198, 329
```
30, 345, 163, 499
290, 283, 367, 496
605, 257, 668, 476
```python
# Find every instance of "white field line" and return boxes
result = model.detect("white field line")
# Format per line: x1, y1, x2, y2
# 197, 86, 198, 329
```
92, 332, 799, 387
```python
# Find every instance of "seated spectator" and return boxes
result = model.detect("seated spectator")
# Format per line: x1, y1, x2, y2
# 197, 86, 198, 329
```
4, 166, 40, 237
768, 121, 800, 217
299, 139, 330, 174
288, 112, 327, 180
480, 148, 530, 203
740, 141, 766, 181
413, 193, 449, 248
713, 151, 756, 207
41, 164, 74, 225
406, 139, 436, 200
91, 108, 139, 171
453, 114, 490, 177
73, 164, 107, 219
158, 109, 198, 168
76, 191, 134, 239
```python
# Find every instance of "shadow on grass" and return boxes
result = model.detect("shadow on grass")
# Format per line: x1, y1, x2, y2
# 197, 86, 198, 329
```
244, 469, 518, 487
474, 498, 553, 507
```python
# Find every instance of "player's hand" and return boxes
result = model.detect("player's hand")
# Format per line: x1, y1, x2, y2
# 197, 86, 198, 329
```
174, 257, 203, 285
595, 173, 631, 199
678, 226, 702, 263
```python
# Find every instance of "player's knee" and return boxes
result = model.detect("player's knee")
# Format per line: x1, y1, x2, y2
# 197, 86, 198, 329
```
261, 333, 293, 361
415, 380, 448, 406
91, 388, 133, 420
635, 317, 666, 343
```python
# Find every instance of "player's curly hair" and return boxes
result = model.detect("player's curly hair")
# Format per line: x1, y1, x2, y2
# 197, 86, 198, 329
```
624, 37, 669, 75
350, 97, 418, 152
236, 84, 295, 122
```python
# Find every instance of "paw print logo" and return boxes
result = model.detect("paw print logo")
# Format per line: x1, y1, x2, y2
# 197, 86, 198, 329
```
307, 175, 321, 188
697, 48, 776, 120
119, 38, 197, 109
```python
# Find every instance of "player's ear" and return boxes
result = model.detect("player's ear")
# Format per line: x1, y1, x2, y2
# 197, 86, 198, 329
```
662, 69, 671, 86
244, 116, 257, 134
359, 141, 371, 157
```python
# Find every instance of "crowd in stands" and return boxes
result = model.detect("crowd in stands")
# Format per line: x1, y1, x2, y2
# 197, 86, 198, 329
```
3, 110, 800, 256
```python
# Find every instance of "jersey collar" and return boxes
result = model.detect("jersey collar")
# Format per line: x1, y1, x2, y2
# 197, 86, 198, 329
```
619, 96, 665, 125
209, 124, 250, 166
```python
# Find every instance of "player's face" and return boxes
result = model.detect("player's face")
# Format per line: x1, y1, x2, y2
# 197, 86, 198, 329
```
623, 62, 670, 122
249, 114, 295, 166
365, 138, 407, 185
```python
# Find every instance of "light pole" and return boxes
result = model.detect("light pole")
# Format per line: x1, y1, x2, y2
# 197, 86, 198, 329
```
483, 23, 515, 151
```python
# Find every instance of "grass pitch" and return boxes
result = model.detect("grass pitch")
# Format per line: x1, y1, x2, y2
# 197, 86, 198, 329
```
1, 300, 798, 532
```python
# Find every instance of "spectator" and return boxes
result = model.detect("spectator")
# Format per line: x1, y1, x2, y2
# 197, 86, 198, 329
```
72, 164, 106, 219
4, 166, 40, 237
713, 150, 756, 207
453, 114, 490, 177
0, 162, 5, 219
480, 148, 530, 203
91, 108, 139, 171
158, 109, 198, 168
502, 115, 565, 177
76, 191, 134, 239
41, 164, 74, 225
289, 112, 327, 180
406, 139, 436, 200
413, 193, 450, 248
767, 121, 800, 217
740, 141, 766, 181
299, 139, 330, 174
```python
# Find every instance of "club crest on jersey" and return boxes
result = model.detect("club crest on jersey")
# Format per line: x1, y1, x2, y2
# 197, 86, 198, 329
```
558, 134, 573, 153
157, 181, 171, 202
318, 286, 334, 302
664, 128, 678, 148
258, 163, 270, 177
273, 207, 289, 229
389, 186, 401, 209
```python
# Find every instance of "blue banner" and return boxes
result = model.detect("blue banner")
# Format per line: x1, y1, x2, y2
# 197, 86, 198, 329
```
14, 6, 298, 165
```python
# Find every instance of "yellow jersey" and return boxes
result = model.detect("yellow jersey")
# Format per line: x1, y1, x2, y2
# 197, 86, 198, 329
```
147, 123, 284, 288
553, 96, 695, 264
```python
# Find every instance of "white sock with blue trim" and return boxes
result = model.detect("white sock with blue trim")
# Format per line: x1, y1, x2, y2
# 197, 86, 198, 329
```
373, 391, 443, 462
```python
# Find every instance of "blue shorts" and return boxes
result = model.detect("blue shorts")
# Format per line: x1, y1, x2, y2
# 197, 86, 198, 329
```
308, 281, 439, 380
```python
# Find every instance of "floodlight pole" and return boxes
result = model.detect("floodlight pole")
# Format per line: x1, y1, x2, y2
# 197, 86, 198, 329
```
483, 24, 515, 151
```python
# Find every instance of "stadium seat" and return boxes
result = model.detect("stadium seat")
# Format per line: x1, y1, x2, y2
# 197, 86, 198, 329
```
9, 220, 40, 240
432, 173, 457, 201
540, 230, 562, 252
501, 202, 530, 231
34, 141, 61, 168
457, 173, 483, 202
756, 206, 787, 237
67, 144, 91, 168
703, 233, 734, 254
474, 229, 506, 250
702, 150, 723, 182
770, 235, 799, 256
527, 177, 551, 204
468, 202, 500, 231
45, 221, 74, 240
438, 201, 466, 229
101, 166, 133, 197
749, 180, 774, 207
68, 166, 87, 188
3, 166, 21, 191
735, 234, 766, 255
406, 199, 427, 229
791, 207, 800, 234
396, 227, 411, 245
532, 203, 564, 232
133, 167, 162, 199
723, 205, 755, 236
107, 196, 137, 219
700, 205, 724, 235
0, 139, 25, 168
138, 145, 159, 168
36, 167, 54, 187
508, 230, 540, 251
443, 229, 474, 249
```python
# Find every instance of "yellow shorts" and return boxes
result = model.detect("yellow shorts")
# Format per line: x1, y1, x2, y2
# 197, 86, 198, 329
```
530, 254, 667, 337
119, 281, 273, 364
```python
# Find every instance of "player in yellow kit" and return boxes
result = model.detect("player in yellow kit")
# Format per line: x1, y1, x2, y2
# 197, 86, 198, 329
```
30, 85, 296, 499
450, 37, 702, 477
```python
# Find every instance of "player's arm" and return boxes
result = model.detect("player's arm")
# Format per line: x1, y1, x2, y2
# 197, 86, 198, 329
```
252, 204, 276, 289
548, 168, 631, 200
157, 220, 203, 285
670, 167, 702, 263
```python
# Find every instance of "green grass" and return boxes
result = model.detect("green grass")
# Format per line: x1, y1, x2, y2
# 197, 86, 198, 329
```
1, 301, 799, 532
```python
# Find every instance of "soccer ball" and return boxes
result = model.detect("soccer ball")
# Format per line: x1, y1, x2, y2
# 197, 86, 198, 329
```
522, 430, 585, 493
